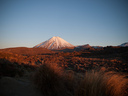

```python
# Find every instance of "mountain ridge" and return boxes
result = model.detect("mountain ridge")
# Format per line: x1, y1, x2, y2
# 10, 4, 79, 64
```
34, 37, 128, 50
118, 42, 128, 47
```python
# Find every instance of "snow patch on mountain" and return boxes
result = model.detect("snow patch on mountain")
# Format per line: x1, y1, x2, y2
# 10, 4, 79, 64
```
34, 36, 74, 49
118, 42, 128, 47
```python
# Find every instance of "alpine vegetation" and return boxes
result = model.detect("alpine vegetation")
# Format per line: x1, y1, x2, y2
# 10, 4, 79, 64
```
75, 71, 128, 96
33, 63, 76, 96
33, 63, 128, 96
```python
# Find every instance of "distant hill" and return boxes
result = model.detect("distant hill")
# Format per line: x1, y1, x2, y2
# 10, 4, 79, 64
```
0, 47, 54, 55
76, 44, 91, 49
118, 42, 128, 47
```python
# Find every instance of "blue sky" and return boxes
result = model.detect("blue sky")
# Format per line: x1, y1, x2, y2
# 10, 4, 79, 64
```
0, 0, 128, 49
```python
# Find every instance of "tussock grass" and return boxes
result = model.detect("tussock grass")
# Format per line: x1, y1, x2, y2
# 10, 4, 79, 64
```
104, 72, 128, 96
33, 64, 128, 96
75, 71, 128, 96
33, 63, 74, 96
75, 71, 106, 96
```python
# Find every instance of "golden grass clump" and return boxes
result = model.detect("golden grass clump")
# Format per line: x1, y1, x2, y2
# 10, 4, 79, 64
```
75, 71, 128, 96
104, 72, 128, 96
33, 63, 74, 96
33, 63, 128, 96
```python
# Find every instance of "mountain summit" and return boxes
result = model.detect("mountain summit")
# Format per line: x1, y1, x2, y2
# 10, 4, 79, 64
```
34, 36, 74, 49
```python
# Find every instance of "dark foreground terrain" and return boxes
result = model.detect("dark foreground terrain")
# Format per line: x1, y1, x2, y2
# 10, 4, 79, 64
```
0, 47, 128, 96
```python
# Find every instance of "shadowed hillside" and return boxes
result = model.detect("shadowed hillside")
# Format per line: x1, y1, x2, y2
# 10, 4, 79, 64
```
0, 47, 54, 56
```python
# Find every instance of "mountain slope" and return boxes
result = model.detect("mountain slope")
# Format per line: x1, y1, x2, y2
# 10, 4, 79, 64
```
119, 42, 128, 47
34, 36, 74, 49
75, 44, 91, 49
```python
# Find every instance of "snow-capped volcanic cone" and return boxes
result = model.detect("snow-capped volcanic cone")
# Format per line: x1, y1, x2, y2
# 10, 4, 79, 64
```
34, 36, 74, 49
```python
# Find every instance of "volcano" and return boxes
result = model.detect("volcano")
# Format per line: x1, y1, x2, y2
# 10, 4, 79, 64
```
34, 36, 74, 49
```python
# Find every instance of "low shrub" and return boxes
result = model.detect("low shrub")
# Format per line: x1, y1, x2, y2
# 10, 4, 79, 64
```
33, 63, 128, 96
0, 59, 24, 77
75, 71, 128, 96
33, 63, 74, 96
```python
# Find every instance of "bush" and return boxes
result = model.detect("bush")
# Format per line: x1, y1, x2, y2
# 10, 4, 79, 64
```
0, 59, 24, 77
75, 71, 128, 96
33, 63, 128, 96
33, 63, 74, 96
